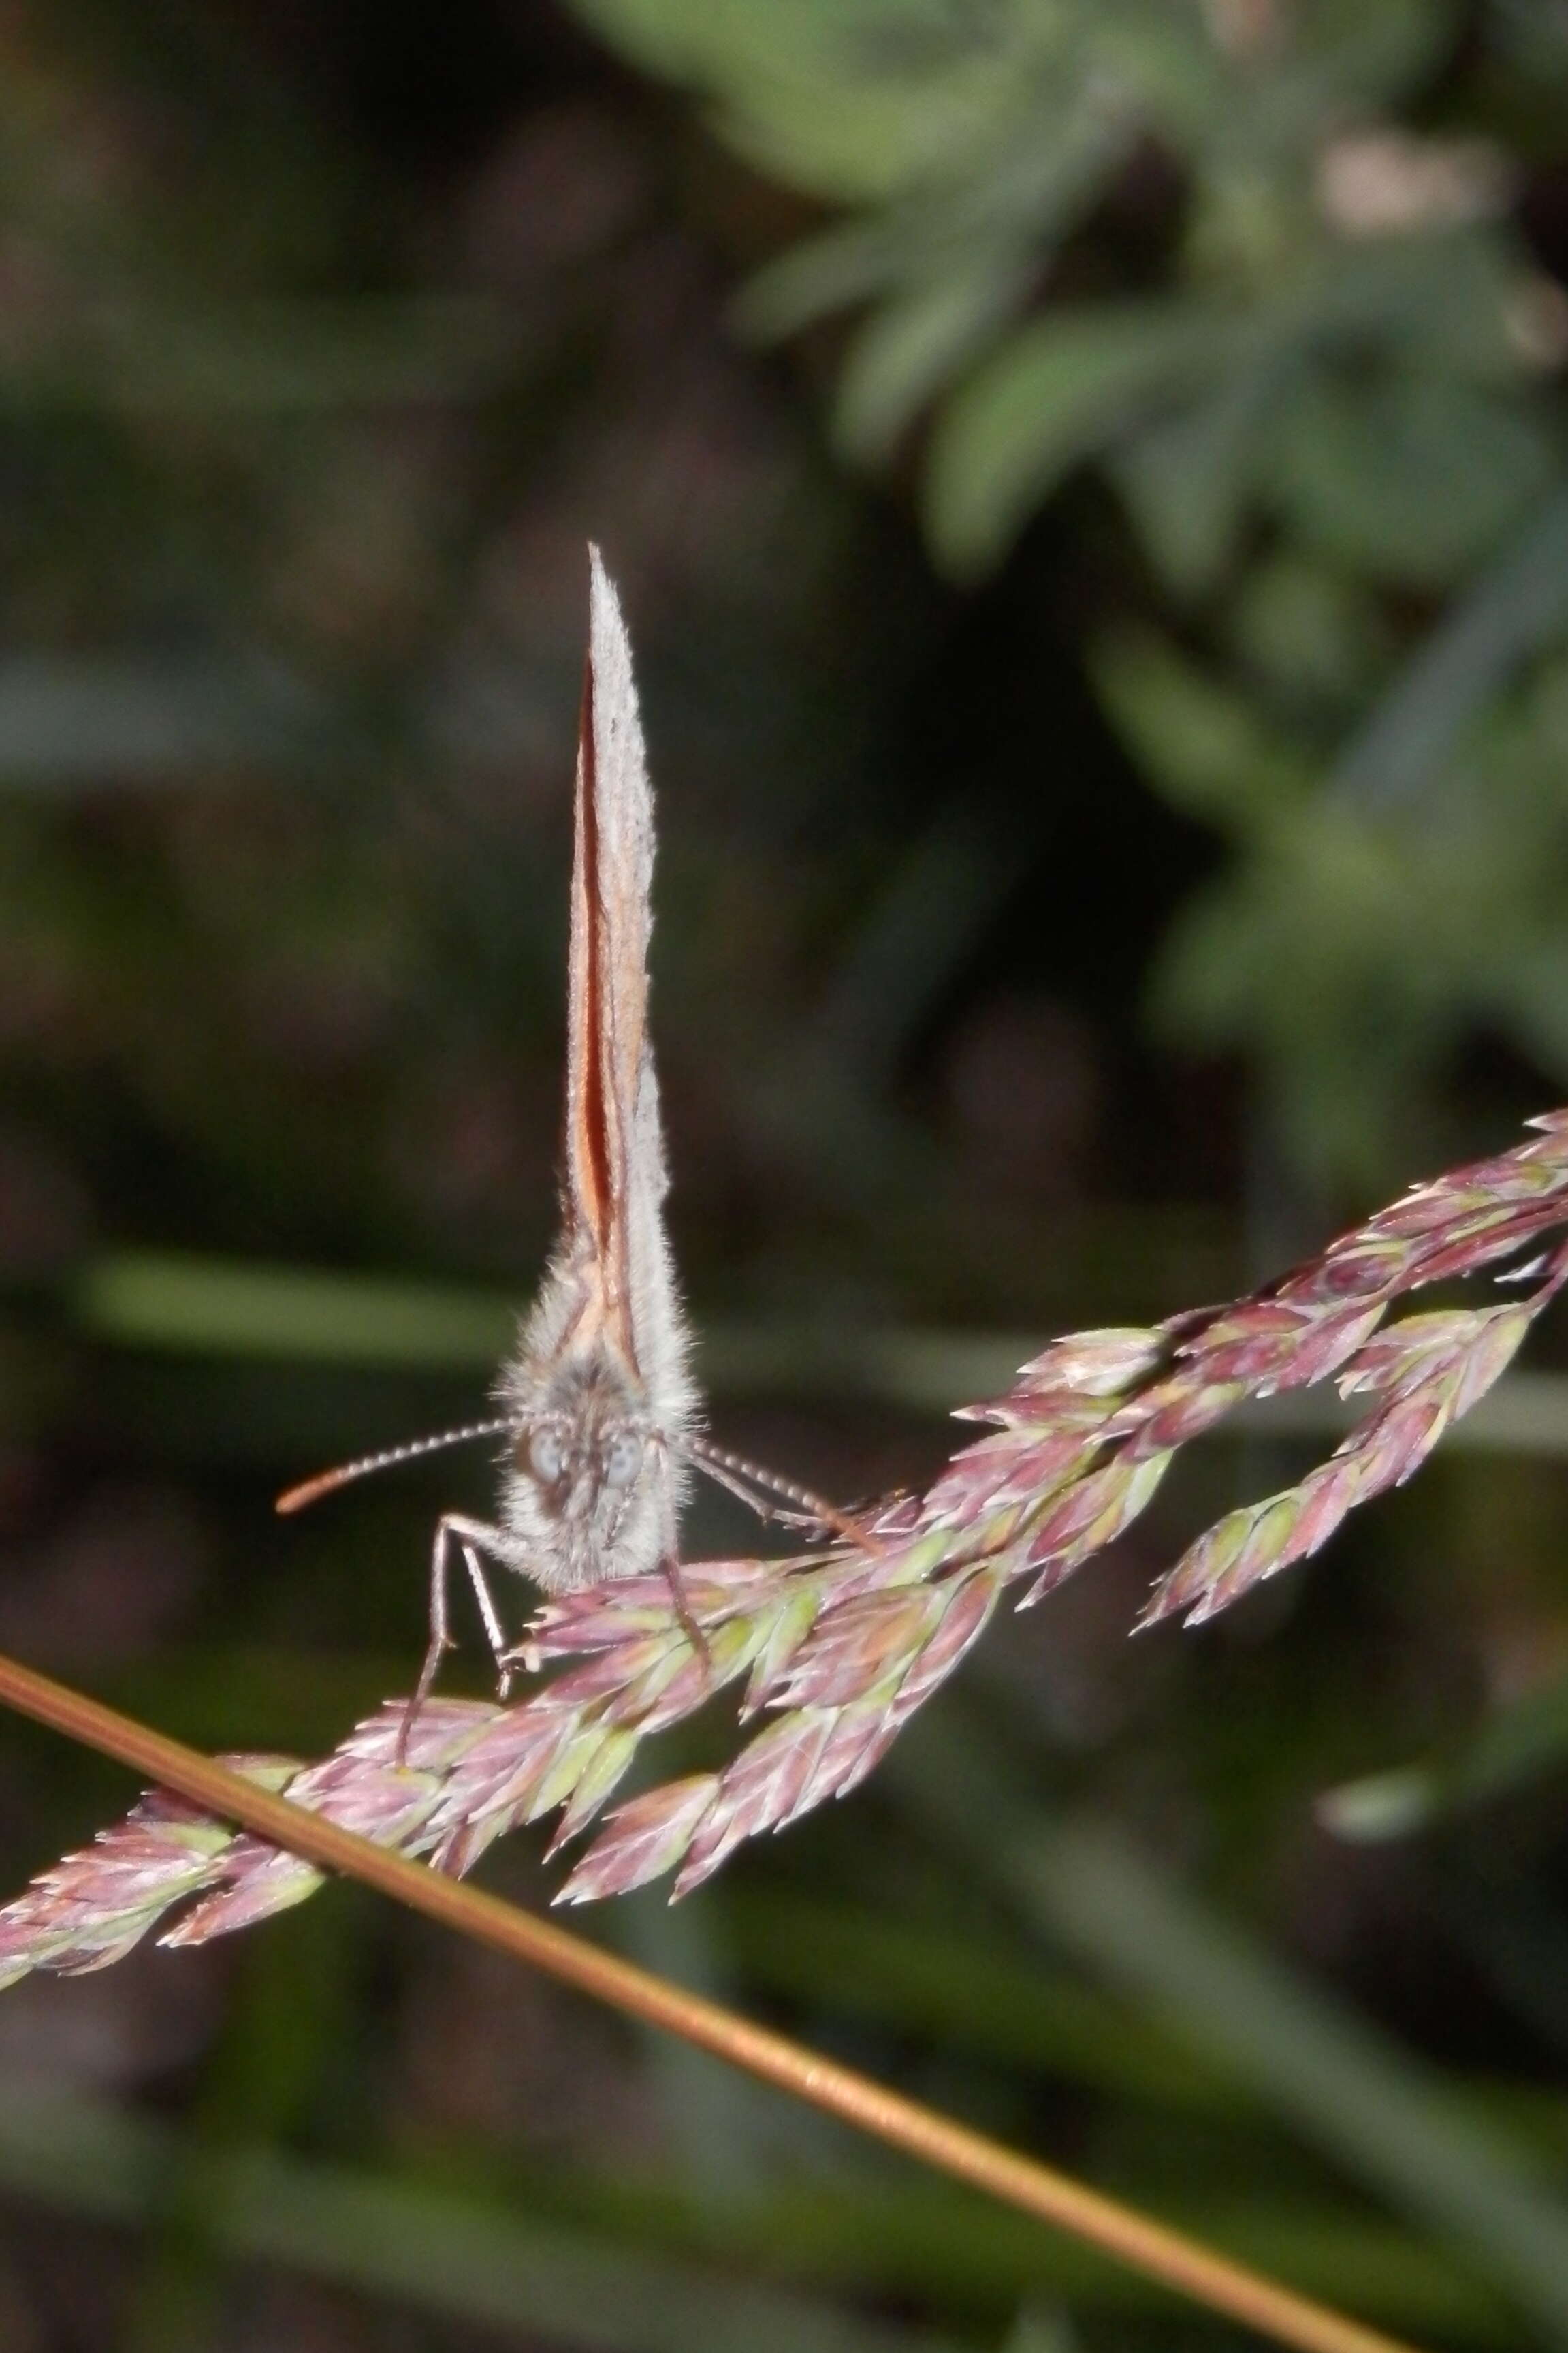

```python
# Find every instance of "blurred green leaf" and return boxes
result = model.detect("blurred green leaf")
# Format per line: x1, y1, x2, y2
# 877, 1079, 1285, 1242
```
1226, 556, 1390, 707
831, 261, 1037, 466
74, 1252, 515, 1369
1110, 363, 1292, 597
724, 1888, 1223, 2106
0, 2087, 1524, 2333
0, 2093, 970, 2353
571, 0, 1034, 204
1091, 629, 1313, 819
1272, 373, 1557, 588
925, 303, 1234, 577
734, 218, 910, 343
732, 64, 1130, 358
1322, 1663, 1568, 1844
1331, 481, 1568, 813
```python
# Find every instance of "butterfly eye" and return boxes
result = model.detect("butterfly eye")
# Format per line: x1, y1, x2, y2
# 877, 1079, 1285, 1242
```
528, 1427, 566, 1485
603, 1430, 643, 1489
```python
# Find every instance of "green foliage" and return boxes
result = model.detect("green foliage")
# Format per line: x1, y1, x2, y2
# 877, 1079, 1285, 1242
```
575, 0, 1568, 1181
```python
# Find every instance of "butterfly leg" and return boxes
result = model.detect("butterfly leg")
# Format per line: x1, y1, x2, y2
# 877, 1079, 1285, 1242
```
438, 1511, 546, 1684
398, 1515, 461, 1764
398, 1514, 537, 1762
652, 1449, 712, 1678
686, 1447, 813, 1531
684, 1436, 885, 1557
661, 1560, 711, 1673
459, 1541, 515, 1697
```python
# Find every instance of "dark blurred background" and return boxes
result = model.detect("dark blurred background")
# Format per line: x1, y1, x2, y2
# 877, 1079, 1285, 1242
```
7, 1, 1568, 2345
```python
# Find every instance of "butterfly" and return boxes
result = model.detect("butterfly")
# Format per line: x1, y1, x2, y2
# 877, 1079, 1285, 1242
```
278, 548, 863, 1753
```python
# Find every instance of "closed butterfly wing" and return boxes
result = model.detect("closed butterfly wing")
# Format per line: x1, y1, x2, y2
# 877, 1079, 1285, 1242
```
495, 548, 696, 1589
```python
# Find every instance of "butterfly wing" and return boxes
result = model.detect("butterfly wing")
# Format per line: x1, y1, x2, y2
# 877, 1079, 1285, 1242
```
563, 549, 650, 1356
561, 548, 694, 1434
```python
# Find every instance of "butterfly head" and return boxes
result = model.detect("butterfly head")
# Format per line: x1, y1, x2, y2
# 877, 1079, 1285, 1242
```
502, 1347, 661, 1588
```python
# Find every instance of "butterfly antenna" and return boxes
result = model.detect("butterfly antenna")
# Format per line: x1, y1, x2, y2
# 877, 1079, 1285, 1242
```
683, 1436, 887, 1558
275, 1419, 513, 1515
